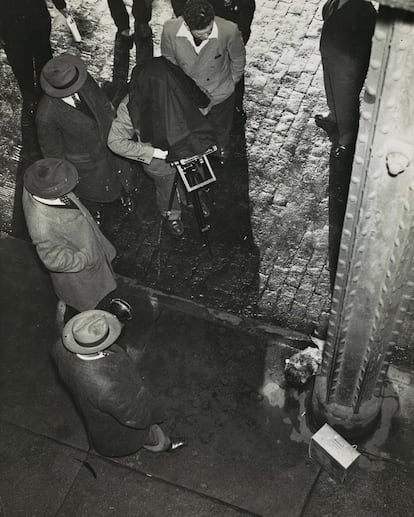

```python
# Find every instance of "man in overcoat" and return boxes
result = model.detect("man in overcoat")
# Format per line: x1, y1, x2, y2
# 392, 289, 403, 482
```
52, 309, 186, 457
315, 0, 377, 160
22, 158, 132, 321
36, 53, 135, 223
161, 0, 246, 163
0, 0, 67, 115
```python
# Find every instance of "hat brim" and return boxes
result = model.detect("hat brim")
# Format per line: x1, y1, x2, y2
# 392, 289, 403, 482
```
23, 159, 79, 198
40, 54, 88, 98
62, 310, 123, 354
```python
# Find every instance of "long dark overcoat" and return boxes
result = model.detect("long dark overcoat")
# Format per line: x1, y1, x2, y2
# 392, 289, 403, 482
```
52, 340, 166, 457
36, 74, 133, 203
23, 188, 117, 311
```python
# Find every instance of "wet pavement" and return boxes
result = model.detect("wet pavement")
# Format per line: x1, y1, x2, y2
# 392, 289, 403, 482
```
1, 234, 414, 516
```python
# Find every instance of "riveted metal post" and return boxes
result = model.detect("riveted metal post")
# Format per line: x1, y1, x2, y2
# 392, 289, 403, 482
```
312, 6, 414, 438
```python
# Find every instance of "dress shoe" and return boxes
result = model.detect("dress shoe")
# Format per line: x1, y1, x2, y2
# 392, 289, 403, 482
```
315, 114, 338, 141
332, 144, 353, 161
165, 437, 188, 453
109, 298, 133, 322
121, 195, 135, 214
164, 217, 184, 237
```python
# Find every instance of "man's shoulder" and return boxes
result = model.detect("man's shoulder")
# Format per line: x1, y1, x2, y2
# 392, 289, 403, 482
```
215, 15, 239, 34
162, 17, 183, 35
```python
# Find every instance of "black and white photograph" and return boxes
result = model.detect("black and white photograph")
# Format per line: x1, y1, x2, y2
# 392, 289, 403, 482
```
0, 1, 413, 515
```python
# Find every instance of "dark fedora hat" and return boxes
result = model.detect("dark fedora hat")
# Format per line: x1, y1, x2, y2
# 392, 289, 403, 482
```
40, 52, 87, 98
63, 310, 122, 355
24, 158, 79, 199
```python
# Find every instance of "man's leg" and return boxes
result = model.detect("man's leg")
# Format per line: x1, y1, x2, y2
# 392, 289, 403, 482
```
142, 160, 181, 219
206, 92, 235, 161
107, 0, 130, 32
143, 159, 184, 236
4, 30, 37, 105
132, 0, 153, 64
324, 56, 368, 149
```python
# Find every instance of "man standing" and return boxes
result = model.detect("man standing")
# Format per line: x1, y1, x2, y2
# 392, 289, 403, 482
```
36, 53, 135, 224
0, 0, 68, 115
161, 0, 246, 163
107, 0, 153, 63
171, 0, 256, 121
52, 309, 186, 457
315, 0, 377, 160
22, 158, 132, 322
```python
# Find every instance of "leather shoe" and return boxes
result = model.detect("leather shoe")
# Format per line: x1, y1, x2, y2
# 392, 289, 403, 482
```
315, 114, 338, 140
332, 144, 352, 161
166, 438, 188, 453
121, 195, 135, 214
165, 218, 184, 237
109, 298, 133, 322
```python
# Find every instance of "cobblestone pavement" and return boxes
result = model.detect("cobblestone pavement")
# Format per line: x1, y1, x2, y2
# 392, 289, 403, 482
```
0, 0, 332, 337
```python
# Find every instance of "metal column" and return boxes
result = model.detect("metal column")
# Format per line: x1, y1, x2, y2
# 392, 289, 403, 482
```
312, 6, 414, 438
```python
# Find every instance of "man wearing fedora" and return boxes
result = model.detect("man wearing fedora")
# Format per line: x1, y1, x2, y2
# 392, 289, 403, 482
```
22, 157, 132, 322
52, 309, 186, 456
35, 52, 135, 224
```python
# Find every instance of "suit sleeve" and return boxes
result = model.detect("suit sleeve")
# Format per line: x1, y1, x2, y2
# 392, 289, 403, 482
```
107, 99, 155, 164
160, 24, 179, 66
228, 26, 246, 85
34, 238, 91, 273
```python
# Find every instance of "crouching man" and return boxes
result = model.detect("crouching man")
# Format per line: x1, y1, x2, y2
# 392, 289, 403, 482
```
52, 310, 186, 456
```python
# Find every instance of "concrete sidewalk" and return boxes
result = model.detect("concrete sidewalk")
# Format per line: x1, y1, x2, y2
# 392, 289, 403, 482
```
1, 234, 413, 517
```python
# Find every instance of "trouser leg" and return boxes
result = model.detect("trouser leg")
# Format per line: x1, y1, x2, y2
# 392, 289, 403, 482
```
143, 160, 181, 218
206, 92, 235, 152
321, 56, 336, 123
107, 0, 130, 31
5, 33, 37, 103
322, 56, 369, 148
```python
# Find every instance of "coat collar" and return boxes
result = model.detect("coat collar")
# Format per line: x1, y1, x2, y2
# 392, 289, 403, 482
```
177, 20, 218, 53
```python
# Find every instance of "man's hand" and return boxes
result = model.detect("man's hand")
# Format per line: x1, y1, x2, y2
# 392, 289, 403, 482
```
152, 148, 168, 160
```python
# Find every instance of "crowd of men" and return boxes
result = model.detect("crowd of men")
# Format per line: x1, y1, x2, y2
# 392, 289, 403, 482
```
0, 0, 377, 459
